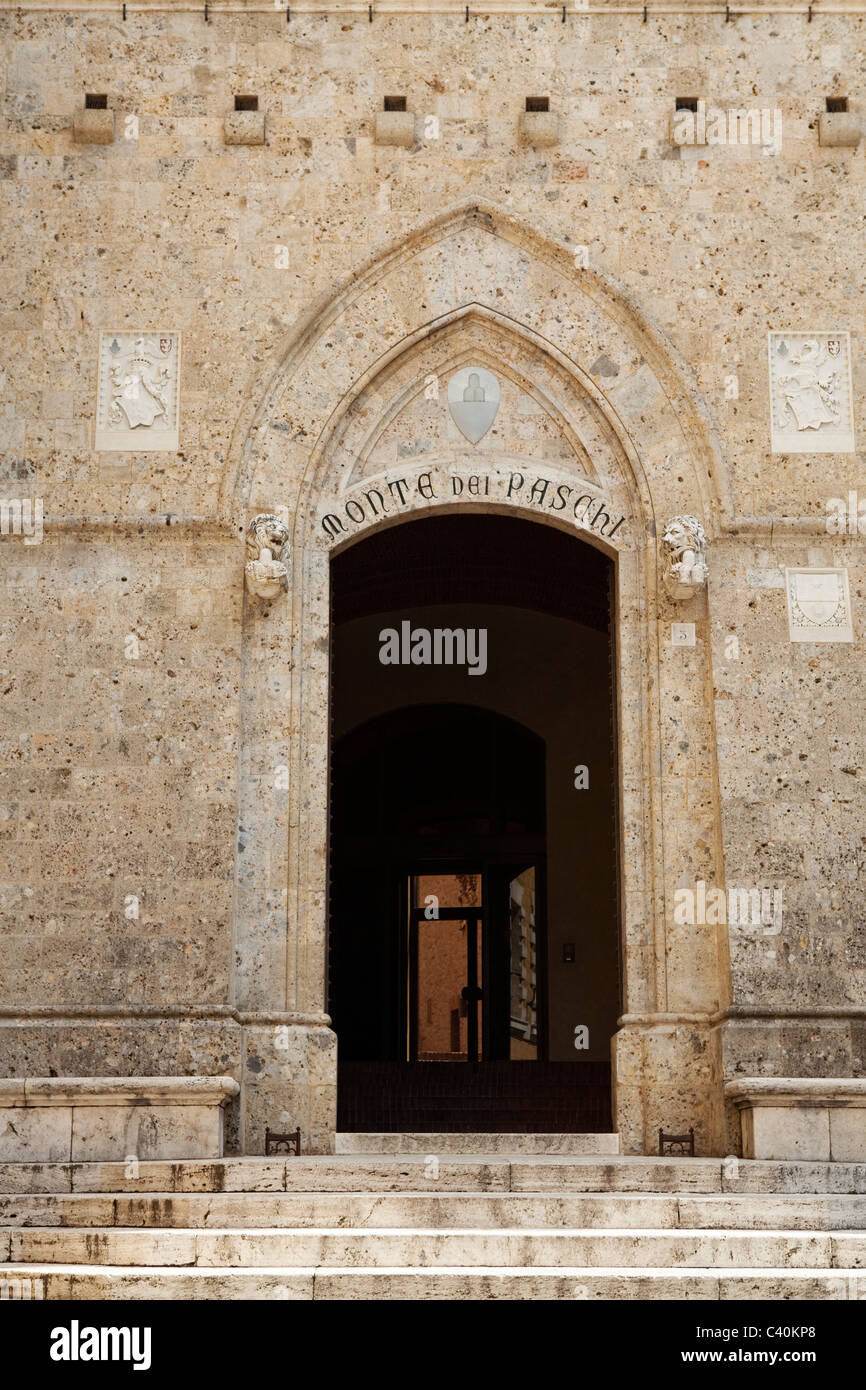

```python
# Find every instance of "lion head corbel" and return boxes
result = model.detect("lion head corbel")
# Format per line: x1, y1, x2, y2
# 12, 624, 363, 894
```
245, 514, 290, 600
662, 514, 709, 601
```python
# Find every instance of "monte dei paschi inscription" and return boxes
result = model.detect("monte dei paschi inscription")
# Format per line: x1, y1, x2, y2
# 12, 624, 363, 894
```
317, 463, 627, 545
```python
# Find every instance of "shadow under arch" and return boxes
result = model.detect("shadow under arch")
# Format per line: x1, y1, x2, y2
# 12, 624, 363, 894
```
328, 511, 619, 1133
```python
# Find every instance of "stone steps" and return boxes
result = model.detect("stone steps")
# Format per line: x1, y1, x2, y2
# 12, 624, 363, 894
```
5, 1225, 866, 1267
1, 1264, 862, 1300
3, 1148, 864, 1299
3, 1191, 866, 1230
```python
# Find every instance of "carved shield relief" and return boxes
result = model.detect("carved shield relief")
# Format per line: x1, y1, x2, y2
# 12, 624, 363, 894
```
785, 568, 853, 643
447, 367, 501, 445
768, 331, 854, 454
95, 330, 181, 452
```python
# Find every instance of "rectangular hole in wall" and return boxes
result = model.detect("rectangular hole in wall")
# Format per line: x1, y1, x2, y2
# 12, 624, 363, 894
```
85, 94, 108, 109
383, 95, 407, 112
234, 95, 259, 111
826, 96, 848, 113
675, 97, 699, 112
525, 96, 550, 113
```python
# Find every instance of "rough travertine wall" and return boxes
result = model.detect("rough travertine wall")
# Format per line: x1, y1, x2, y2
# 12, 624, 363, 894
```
1, 2, 865, 1153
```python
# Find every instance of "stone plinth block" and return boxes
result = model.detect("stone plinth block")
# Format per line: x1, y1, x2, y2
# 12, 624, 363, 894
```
519, 111, 559, 148
0, 1077, 239, 1163
614, 1020, 722, 1156
241, 1023, 337, 1154
224, 111, 266, 146
374, 111, 414, 148
726, 1078, 866, 1161
72, 108, 115, 144
818, 113, 862, 147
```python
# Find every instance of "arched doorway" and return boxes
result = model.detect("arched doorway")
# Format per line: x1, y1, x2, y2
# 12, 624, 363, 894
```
233, 204, 730, 1153
328, 512, 620, 1132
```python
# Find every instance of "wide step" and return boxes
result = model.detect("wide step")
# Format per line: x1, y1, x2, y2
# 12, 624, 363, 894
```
5, 1226, 866, 1267
5, 1156, 866, 1195
3, 1192, 866, 1230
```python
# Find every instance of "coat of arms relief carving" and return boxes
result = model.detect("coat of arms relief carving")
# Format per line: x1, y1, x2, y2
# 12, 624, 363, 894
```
447, 366, 501, 444
95, 331, 181, 451
768, 332, 854, 453
785, 568, 854, 643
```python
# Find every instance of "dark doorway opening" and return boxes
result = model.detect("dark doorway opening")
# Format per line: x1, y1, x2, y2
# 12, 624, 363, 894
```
330, 703, 546, 1059
328, 513, 619, 1132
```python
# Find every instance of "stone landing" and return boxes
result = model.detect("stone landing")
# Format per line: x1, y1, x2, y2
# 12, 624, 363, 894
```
333, 1132, 621, 1154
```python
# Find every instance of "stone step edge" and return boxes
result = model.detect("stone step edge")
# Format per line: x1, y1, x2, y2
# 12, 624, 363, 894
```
5, 1190, 866, 1201
5, 1265, 861, 1300
3, 1263, 863, 1279
1, 1156, 859, 1170
3, 1157, 866, 1195
6, 1183, 866, 1195
7, 1224, 866, 1237
5, 1196, 866, 1232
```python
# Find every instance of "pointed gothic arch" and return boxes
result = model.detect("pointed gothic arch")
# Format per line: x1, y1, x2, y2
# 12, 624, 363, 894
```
230, 201, 731, 1157
226, 199, 729, 532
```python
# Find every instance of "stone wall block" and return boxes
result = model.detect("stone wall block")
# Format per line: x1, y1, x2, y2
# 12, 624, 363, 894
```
374, 110, 414, 147
818, 112, 862, 147
518, 111, 558, 147
224, 110, 266, 146
242, 1024, 337, 1155
72, 108, 114, 144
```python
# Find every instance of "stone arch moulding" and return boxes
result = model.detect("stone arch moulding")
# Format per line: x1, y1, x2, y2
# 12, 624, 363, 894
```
231, 201, 732, 1157
225, 199, 729, 528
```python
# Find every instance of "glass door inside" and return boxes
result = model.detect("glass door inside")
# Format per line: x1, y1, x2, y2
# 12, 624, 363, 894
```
408, 871, 483, 1062
404, 864, 541, 1063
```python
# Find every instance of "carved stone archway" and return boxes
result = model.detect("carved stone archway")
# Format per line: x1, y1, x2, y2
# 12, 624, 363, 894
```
230, 202, 730, 1155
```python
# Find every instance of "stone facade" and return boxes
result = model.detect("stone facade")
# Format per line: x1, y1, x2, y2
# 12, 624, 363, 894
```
1, 0, 865, 1157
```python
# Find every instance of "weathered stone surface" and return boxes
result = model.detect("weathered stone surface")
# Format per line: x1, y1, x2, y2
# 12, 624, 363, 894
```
7, 1189, 866, 1233
2, 1148, 866, 1300
374, 110, 414, 147
71, 108, 114, 145
69, 1104, 221, 1163
2, 1225, 836, 1269
818, 112, 862, 147
223, 111, 266, 146
0, 1265, 860, 1302
0, 1109, 71, 1164
0, 1077, 239, 1161
333, 1132, 620, 1155
1, 1, 864, 1167
22, 1077, 239, 1106
727, 1078, 866, 1161
517, 111, 558, 148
